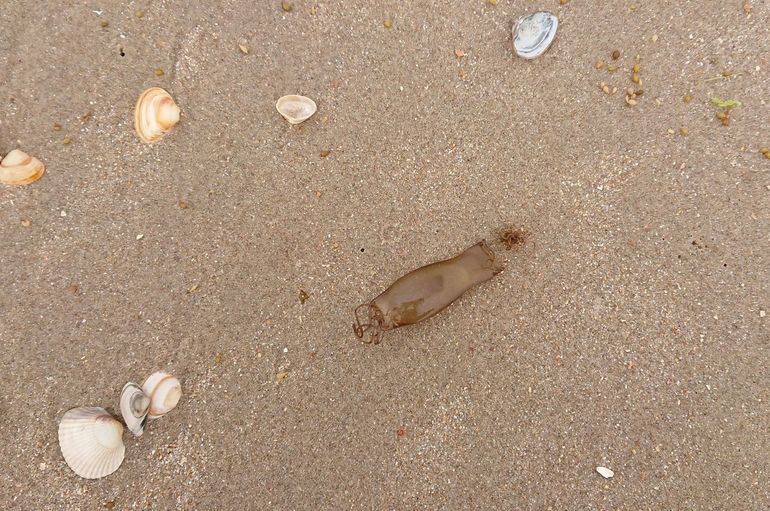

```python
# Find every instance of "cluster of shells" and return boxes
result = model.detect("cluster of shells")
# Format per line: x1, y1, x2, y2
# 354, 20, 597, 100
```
58, 371, 181, 479
2, 87, 318, 188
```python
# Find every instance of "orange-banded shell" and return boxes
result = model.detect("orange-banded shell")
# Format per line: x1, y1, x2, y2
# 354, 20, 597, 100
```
134, 87, 181, 142
0, 150, 45, 186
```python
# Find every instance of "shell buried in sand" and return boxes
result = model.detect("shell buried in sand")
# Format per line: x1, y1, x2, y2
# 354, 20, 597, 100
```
0, 149, 45, 186
512, 11, 559, 59
275, 95, 317, 124
58, 407, 125, 479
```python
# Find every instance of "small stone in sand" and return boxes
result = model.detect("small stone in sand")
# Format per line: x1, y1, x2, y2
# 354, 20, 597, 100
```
135, 9, 144, 18
53, 123, 62, 131
455, 48, 465, 58
100, 20, 109, 28
136, 234, 144, 240
281, 1, 292, 12
612, 50, 620, 60
179, 201, 188, 209
21, 219, 31, 227
67, 283, 78, 294
299, 289, 309, 304
760, 310, 766, 318
319, 149, 331, 157
384, 19, 393, 28
276, 371, 288, 381
680, 127, 689, 136
154, 68, 164, 77
596, 466, 614, 479
238, 43, 249, 54
63, 136, 71, 145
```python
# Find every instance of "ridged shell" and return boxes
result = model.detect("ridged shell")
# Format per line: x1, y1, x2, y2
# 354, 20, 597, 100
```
513, 11, 559, 59
141, 371, 182, 419
58, 407, 125, 479
119, 383, 150, 436
134, 87, 181, 142
275, 95, 317, 124
0, 149, 45, 186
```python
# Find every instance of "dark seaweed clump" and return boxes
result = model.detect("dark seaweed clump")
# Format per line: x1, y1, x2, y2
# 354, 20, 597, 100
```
498, 226, 530, 250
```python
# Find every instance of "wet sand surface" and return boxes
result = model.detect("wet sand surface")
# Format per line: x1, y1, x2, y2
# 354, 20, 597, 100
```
1, 1, 768, 509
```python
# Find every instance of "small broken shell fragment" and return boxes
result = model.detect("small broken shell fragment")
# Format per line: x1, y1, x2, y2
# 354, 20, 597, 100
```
134, 87, 181, 143
58, 407, 125, 479
596, 466, 614, 479
119, 383, 150, 436
141, 371, 182, 419
275, 95, 317, 124
512, 11, 558, 59
0, 150, 45, 186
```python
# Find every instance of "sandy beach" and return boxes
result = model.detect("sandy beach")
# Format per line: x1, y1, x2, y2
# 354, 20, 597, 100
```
1, 1, 768, 509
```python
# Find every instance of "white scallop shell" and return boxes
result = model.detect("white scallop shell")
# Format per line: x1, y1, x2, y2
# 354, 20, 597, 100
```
275, 95, 317, 124
141, 371, 182, 419
58, 407, 125, 479
119, 383, 150, 436
512, 11, 559, 59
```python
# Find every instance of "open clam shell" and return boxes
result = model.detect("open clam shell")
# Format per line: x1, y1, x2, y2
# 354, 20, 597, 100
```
134, 87, 181, 142
119, 383, 150, 436
141, 371, 182, 419
512, 11, 559, 59
58, 407, 125, 479
275, 95, 317, 124
0, 149, 45, 186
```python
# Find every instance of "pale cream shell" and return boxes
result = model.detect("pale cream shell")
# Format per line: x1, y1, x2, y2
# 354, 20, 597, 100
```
0, 149, 45, 186
119, 383, 150, 436
275, 95, 317, 124
141, 371, 182, 419
134, 87, 181, 142
58, 407, 125, 479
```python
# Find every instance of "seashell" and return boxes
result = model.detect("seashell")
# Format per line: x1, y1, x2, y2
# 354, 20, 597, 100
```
58, 407, 125, 479
141, 371, 182, 419
275, 95, 317, 124
134, 87, 181, 142
0, 149, 45, 186
512, 11, 559, 59
119, 383, 150, 436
